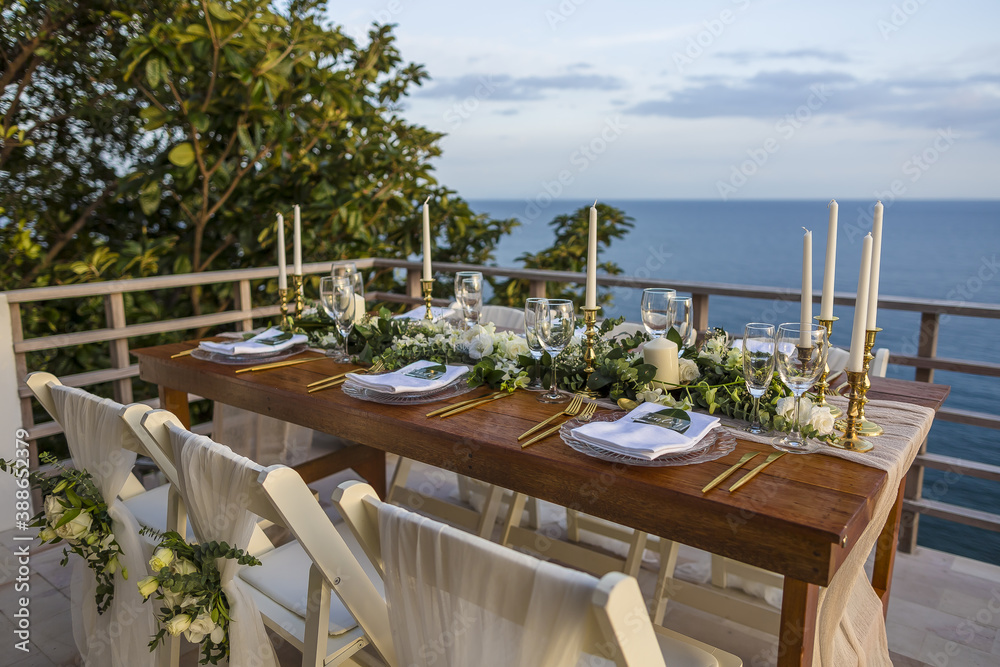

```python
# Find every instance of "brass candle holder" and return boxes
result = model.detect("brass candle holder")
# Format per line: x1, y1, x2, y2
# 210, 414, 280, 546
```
277, 287, 293, 330
580, 306, 600, 397
291, 273, 305, 319
421, 279, 435, 320
813, 316, 841, 417
856, 327, 884, 436
829, 370, 873, 452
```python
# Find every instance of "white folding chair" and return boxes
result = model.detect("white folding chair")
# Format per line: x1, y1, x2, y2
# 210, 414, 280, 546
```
333, 480, 742, 667
135, 409, 395, 667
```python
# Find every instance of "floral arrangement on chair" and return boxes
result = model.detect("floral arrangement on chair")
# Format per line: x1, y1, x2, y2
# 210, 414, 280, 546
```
0, 452, 128, 613
137, 528, 261, 665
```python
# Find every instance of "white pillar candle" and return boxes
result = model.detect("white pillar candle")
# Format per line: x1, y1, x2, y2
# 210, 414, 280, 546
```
819, 199, 838, 320
276, 213, 287, 290
848, 234, 874, 373
643, 337, 679, 387
800, 228, 812, 347
422, 197, 432, 281
292, 204, 302, 275
585, 201, 598, 309
866, 201, 884, 330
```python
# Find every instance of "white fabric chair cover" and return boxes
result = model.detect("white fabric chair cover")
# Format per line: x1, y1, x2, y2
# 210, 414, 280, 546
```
480, 305, 526, 332
212, 402, 313, 466
378, 501, 597, 667
50, 385, 158, 667
167, 424, 278, 667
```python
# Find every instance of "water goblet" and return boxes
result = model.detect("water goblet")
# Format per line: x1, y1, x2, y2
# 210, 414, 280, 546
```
319, 276, 356, 362
670, 296, 694, 351
331, 262, 364, 319
772, 323, 827, 453
640, 288, 676, 339
742, 323, 776, 435
535, 299, 575, 403
454, 271, 483, 329
523, 297, 546, 390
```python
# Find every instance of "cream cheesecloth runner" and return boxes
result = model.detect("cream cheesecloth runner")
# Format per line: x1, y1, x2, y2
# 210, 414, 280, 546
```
168, 424, 278, 667
378, 501, 600, 667
50, 385, 158, 667
723, 395, 935, 667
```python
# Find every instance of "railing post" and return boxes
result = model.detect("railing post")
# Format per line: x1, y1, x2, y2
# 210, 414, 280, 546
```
692, 292, 710, 335
0, 294, 27, 529
406, 269, 421, 299
915, 311, 939, 383
898, 438, 926, 554
528, 280, 546, 300
233, 278, 254, 332
104, 292, 133, 404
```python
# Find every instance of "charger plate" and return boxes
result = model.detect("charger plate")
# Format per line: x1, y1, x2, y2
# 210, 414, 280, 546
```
190, 343, 308, 365
341, 375, 474, 405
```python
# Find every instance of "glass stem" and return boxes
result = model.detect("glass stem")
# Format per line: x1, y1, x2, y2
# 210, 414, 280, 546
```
751, 395, 761, 429
791, 393, 802, 441
551, 356, 559, 396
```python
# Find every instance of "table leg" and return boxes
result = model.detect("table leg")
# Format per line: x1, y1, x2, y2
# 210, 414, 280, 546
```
778, 577, 818, 667
158, 385, 191, 429
350, 446, 387, 500
872, 477, 907, 616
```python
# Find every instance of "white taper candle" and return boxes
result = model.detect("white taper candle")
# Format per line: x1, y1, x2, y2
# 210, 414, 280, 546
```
820, 199, 838, 320
276, 213, 287, 290
422, 197, 432, 281
848, 234, 874, 373
866, 201, 884, 330
292, 204, 302, 275
585, 201, 598, 309
800, 228, 812, 347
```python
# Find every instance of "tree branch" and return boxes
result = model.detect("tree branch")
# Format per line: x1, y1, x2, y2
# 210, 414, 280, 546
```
196, 232, 237, 272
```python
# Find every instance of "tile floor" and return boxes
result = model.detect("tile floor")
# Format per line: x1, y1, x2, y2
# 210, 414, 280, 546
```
2, 457, 999, 666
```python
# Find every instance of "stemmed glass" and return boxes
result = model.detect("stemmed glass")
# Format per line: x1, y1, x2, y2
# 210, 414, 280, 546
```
773, 323, 827, 453
742, 323, 776, 435
331, 262, 364, 320
319, 276, 355, 362
640, 288, 676, 339
454, 271, 483, 329
670, 295, 694, 351
534, 299, 575, 403
523, 297, 546, 390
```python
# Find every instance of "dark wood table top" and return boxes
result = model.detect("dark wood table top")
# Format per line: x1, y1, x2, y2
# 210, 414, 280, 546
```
134, 342, 949, 587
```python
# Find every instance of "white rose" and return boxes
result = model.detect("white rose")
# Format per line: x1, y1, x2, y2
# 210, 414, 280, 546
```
44, 495, 66, 525
171, 558, 198, 576
776, 397, 812, 424
38, 527, 58, 542
165, 614, 193, 637
184, 612, 217, 644
137, 575, 159, 599
807, 406, 835, 435
503, 336, 529, 359
54, 511, 93, 542
210, 625, 225, 644
678, 358, 701, 383
466, 333, 495, 360
149, 547, 174, 572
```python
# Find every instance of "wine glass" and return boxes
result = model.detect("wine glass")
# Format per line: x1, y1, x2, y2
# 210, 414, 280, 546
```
523, 297, 546, 390
534, 299, 575, 403
773, 323, 827, 453
454, 271, 483, 329
640, 288, 676, 339
669, 295, 693, 346
319, 276, 355, 362
331, 262, 364, 320
742, 323, 776, 435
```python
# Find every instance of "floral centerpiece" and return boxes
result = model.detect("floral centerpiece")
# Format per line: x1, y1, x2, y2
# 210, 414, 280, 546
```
137, 529, 262, 665
0, 452, 127, 613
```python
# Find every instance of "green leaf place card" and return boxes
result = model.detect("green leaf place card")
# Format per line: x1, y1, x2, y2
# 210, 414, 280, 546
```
256, 331, 294, 345
404, 363, 448, 380
632, 408, 691, 434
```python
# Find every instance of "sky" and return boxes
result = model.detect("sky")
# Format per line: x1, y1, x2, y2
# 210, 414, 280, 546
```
330, 0, 1000, 200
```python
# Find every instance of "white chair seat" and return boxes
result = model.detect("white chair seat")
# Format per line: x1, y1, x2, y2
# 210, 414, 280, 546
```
121, 483, 196, 542
239, 523, 385, 637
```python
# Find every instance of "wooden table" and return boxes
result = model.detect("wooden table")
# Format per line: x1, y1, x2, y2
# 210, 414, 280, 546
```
134, 342, 949, 667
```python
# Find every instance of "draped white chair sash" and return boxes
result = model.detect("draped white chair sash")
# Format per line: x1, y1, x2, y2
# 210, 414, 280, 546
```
50, 384, 158, 667
378, 501, 598, 667
167, 424, 278, 667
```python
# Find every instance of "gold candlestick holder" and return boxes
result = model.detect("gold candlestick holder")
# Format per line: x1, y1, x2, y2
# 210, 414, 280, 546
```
814, 316, 841, 417
421, 279, 435, 320
277, 287, 293, 330
291, 273, 305, 320
829, 370, 873, 452
580, 306, 600, 398
856, 327, 884, 436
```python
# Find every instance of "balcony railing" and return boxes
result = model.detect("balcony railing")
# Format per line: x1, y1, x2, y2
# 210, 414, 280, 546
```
3, 257, 998, 553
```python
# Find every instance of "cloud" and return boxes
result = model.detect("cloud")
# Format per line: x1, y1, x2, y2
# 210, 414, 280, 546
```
715, 49, 852, 64
418, 72, 625, 101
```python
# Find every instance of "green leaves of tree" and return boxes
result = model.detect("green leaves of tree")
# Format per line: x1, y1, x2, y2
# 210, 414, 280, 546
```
167, 143, 195, 167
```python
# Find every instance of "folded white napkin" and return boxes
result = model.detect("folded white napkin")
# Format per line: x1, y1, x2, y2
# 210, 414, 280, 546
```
198, 327, 307, 356
344, 360, 469, 395
394, 306, 457, 321
571, 402, 720, 461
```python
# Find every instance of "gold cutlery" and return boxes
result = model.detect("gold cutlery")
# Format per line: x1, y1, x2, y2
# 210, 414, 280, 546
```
521, 401, 598, 449
517, 394, 584, 440
701, 452, 761, 494
234, 355, 327, 374
426, 392, 500, 417
438, 391, 512, 417
170, 348, 195, 359
307, 360, 386, 387
728, 452, 785, 493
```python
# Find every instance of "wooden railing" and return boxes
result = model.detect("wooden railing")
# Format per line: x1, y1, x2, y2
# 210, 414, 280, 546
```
2, 257, 998, 552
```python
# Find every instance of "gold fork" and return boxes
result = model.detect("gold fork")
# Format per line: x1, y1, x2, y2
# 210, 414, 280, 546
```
521, 401, 597, 449
517, 394, 584, 441
307, 360, 385, 393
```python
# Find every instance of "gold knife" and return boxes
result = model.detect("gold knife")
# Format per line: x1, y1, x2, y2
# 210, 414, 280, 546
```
701, 452, 761, 494
438, 392, 512, 417
426, 392, 499, 417
728, 452, 785, 493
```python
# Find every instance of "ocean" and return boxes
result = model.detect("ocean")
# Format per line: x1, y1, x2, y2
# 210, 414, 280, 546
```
469, 198, 1000, 565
